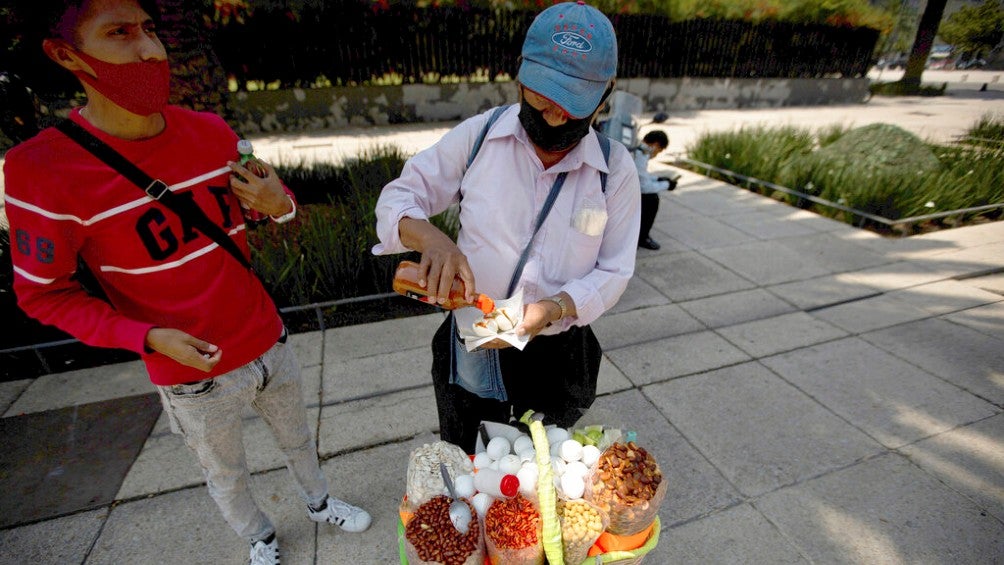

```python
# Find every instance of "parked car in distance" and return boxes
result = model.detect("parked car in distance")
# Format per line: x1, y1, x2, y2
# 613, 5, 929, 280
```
927, 45, 953, 69
876, 54, 908, 70
955, 57, 987, 70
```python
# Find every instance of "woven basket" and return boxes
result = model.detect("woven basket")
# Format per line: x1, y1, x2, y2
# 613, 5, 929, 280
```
397, 515, 660, 565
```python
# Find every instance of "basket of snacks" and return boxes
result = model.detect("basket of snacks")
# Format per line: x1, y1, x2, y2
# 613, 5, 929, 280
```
398, 411, 663, 565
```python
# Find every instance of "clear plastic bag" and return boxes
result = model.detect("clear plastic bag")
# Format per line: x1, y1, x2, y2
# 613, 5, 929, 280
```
402, 495, 484, 565
588, 517, 662, 565
483, 493, 544, 565
406, 441, 472, 507
584, 442, 667, 536
557, 498, 609, 565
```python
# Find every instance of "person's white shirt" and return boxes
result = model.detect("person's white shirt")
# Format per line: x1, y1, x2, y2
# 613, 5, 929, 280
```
633, 144, 671, 194
374, 105, 640, 333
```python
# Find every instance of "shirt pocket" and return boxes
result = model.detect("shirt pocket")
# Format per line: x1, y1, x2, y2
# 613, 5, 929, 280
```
550, 200, 602, 283
571, 198, 608, 237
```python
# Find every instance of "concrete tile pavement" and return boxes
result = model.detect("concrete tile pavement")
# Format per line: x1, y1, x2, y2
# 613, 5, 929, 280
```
1, 167, 1002, 564
3, 92, 1004, 563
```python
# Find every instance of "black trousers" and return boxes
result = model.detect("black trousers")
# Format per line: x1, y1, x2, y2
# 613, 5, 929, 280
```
639, 192, 660, 241
431, 314, 602, 453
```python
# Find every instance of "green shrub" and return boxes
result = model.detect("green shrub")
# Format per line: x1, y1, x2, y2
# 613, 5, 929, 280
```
685, 120, 1004, 232
816, 124, 851, 148
249, 203, 393, 307
869, 81, 947, 97
961, 113, 1004, 149
250, 145, 459, 307
782, 124, 942, 215
687, 125, 814, 195
273, 144, 409, 206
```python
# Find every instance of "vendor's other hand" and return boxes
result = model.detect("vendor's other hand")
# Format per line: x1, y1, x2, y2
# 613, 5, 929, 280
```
478, 338, 513, 350
516, 300, 561, 340
228, 159, 293, 217
145, 327, 222, 372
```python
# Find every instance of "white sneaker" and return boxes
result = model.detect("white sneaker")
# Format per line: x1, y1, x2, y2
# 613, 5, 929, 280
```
307, 496, 372, 533
249, 534, 279, 565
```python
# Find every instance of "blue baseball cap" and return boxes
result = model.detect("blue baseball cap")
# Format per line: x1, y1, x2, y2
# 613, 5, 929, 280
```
518, 1, 617, 120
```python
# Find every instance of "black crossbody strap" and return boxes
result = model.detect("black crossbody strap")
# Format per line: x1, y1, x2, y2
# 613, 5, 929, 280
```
56, 119, 252, 270
597, 131, 611, 193
505, 171, 567, 298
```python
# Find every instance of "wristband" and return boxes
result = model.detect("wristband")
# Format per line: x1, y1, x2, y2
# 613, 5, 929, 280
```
541, 295, 567, 321
270, 196, 297, 223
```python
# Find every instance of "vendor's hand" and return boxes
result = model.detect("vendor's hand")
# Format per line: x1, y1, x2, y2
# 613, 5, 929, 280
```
516, 300, 562, 340
145, 327, 222, 372
228, 159, 293, 217
478, 338, 513, 350
416, 238, 477, 306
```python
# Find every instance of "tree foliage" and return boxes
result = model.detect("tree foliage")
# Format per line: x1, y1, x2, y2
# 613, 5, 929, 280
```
938, 0, 1004, 59
368, 0, 891, 27
874, 0, 920, 55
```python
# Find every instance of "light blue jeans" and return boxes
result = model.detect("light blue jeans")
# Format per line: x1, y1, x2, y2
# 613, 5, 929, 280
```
157, 337, 327, 542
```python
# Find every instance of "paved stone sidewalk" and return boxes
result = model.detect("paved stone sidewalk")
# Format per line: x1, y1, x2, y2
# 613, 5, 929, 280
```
1, 163, 1002, 563
2, 90, 1004, 563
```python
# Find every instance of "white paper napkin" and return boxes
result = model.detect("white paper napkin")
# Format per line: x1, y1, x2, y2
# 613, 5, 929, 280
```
455, 288, 530, 351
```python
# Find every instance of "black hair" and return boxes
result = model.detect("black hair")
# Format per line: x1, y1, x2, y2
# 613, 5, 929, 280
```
1, 0, 162, 105
642, 130, 669, 148
16, 0, 161, 43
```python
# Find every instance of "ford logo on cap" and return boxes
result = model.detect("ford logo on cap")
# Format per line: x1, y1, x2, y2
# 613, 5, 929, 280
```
551, 31, 592, 53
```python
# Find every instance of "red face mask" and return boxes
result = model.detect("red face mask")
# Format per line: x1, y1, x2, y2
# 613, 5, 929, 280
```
71, 49, 171, 116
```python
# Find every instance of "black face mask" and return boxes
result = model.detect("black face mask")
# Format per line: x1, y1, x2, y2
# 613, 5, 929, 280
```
518, 100, 595, 152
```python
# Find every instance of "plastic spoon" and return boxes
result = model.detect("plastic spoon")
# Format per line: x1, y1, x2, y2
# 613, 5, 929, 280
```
439, 463, 472, 535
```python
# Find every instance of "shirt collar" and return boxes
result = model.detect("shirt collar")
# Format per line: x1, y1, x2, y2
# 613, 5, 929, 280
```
490, 104, 610, 175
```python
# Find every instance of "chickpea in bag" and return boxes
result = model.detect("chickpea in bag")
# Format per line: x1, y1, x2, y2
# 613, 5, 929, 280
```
557, 498, 609, 565
584, 441, 667, 536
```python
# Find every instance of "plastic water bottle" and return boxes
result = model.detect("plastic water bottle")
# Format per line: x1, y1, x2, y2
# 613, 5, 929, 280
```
236, 139, 268, 224
473, 468, 519, 498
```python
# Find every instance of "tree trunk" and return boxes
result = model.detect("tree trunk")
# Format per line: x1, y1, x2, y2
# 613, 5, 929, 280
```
900, 0, 949, 87
157, 0, 232, 120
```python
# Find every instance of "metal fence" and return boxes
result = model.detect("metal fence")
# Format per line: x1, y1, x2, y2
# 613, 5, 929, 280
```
0, 6, 880, 103
213, 6, 880, 88
612, 17, 879, 79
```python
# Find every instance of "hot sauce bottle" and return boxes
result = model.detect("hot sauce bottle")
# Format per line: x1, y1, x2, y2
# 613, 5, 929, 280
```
393, 260, 495, 314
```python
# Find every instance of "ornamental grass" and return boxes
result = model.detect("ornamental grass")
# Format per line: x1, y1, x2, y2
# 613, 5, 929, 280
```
685, 115, 1004, 234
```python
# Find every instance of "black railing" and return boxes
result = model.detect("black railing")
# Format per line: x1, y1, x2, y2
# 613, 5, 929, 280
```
612, 17, 879, 78
0, 6, 880, 102
212, 6, 880, 89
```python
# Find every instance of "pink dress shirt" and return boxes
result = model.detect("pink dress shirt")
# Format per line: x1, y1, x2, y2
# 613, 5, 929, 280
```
374, 105, 641, 333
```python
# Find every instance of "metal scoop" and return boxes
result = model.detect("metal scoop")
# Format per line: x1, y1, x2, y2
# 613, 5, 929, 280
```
439, 463, 472, 535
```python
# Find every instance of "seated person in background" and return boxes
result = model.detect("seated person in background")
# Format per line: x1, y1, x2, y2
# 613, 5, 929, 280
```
634, 129, 678, 250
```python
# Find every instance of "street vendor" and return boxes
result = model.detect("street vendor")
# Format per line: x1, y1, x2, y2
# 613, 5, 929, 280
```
373, 1, 640, 452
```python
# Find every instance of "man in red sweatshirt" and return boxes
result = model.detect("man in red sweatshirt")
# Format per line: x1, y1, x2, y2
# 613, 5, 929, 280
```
4, 1, 370, 563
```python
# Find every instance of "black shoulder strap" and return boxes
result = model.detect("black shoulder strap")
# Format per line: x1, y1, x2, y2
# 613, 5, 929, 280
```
458, 104, 508, 210
596, 132, 611, 193
459, 107, 613, 298
467, 106, 612, 193
56, 119, 252, 270
466, 105, 508, 169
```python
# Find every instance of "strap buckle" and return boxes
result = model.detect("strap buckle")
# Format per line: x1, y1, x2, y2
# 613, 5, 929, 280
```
145, 179, 170, 200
